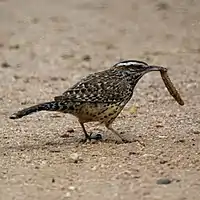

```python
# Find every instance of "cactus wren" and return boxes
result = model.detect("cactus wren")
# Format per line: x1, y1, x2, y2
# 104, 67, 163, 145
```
10, 60, 184, 143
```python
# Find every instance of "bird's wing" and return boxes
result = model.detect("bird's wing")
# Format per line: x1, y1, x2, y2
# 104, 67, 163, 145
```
54, 70, 131, 103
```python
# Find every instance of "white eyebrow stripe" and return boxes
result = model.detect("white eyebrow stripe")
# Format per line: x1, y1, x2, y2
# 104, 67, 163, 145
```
116, 62, 147, 66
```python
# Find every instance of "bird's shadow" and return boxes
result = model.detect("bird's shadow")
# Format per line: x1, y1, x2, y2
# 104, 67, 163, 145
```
2, 135, 126, 153
3, 139, 73, 152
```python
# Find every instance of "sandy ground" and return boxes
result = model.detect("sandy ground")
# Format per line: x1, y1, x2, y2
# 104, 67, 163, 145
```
0, 0, 200, 199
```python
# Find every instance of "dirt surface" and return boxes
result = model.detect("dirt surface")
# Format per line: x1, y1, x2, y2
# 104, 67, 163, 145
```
0, 0, 200, 199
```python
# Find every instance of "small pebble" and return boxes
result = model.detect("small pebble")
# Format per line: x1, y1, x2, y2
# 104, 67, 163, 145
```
91, 166, 97, 171
1, 62, 11, 68
50, 76, 59, 81
20, 100, 31, 105
193, 130, 200, 135
31, 18, 39, 24
52, 178, 55, 183
156, 178, 172, 185
9, 44, 20, 49
68, 186, 75, 191
67, 128, 75, 133
159, 160, 168, 164
155, 124, 164, 128
156, 2, 170, 11
69, 153, 82, 163
128, 151, 138, 155
82, 54, 91, 61
13, 75, 21, 80
64, 192, 71, 198
61, 53, 74, 60
60, 133, 70, 138
49, 149, 61, 153
50, 114, 61, 118
175, 139, 185, 143
60, 77, 67, 81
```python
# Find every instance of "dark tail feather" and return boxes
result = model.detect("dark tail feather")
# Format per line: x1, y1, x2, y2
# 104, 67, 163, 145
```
10, 101, 61, 119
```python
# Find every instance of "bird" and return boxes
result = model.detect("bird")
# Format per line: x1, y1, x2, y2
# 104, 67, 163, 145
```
9, 60, 184, 143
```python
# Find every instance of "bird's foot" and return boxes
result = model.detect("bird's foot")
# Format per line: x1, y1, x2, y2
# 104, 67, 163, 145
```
78, 133, 103, 144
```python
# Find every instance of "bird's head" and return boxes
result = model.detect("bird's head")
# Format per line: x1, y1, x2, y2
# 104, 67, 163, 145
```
112, 60, 167, 75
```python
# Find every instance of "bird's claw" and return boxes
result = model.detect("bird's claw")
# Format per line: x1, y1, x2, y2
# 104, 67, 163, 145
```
89, 133, 103, 140
78, 133, 103, 144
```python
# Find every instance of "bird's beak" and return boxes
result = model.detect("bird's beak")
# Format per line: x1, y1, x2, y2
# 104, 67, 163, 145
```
146, 65, 167, 72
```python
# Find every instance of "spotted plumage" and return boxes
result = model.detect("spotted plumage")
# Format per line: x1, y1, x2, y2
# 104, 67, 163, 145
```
9, 60, 184, 143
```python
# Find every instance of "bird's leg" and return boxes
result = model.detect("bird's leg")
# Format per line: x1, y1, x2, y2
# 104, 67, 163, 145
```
79, 122, 91, 143
106, 124, 125, 142
79, 122, 102, 143
106, 124, 145, 146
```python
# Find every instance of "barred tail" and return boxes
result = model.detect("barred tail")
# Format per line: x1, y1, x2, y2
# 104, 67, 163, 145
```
9, 101, 61, 119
